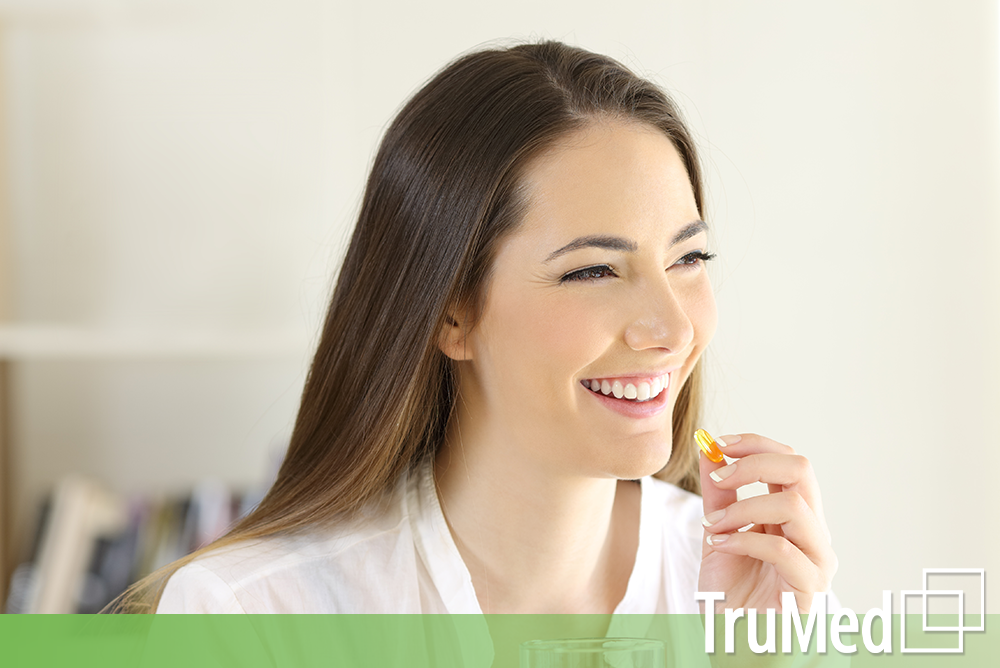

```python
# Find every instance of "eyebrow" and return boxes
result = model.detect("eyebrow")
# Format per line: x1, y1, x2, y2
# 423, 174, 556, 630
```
543, 220, 709, 263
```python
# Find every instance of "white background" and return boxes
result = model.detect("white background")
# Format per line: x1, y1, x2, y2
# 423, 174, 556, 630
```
4, 0, 998, 612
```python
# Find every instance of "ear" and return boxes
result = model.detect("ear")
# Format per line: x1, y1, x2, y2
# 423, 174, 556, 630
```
437, 310, 474, 361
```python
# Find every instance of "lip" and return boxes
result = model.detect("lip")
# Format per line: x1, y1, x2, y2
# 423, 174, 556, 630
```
581, 370, 673, 419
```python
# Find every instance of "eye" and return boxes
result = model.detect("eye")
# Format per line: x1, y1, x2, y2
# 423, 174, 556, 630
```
673, 250, 716, 268
560, 264, 618, 283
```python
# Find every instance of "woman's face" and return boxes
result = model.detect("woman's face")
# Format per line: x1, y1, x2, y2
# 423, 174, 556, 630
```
455, 121, 717, 480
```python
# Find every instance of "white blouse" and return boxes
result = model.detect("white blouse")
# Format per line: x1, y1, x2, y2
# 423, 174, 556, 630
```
158, 459, 706, 615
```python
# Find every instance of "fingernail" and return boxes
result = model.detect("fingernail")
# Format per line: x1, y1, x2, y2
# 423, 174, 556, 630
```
716, 434, 740, 447
706, 533, 729, 546
702, 509, 726, 527
709, 464, 737, 483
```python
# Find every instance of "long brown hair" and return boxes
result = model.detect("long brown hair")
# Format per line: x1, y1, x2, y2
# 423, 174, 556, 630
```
116, 40, 707, 613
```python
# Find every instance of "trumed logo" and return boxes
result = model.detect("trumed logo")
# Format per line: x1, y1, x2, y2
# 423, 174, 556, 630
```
901, 568, 985, 654
696, 567, 986, 655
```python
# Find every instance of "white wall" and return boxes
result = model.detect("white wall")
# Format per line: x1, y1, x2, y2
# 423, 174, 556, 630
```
5, 0, 998, 611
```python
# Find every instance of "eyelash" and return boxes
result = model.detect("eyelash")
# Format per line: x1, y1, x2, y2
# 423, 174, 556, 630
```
559, 251, 717, 283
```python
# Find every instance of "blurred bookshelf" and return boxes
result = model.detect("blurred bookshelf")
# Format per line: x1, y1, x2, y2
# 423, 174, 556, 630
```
0, 0, 326, 610
6, 470, 274, 613
0, 326, 307, 610
0, 0, 113, 613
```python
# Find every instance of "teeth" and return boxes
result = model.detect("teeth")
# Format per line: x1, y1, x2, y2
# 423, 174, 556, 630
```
584, 374, 669, 402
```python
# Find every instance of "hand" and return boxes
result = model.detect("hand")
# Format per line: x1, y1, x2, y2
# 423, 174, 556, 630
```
697, 433, 838, 613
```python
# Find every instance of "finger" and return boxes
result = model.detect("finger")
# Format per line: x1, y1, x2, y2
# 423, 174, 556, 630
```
709, 452, 823, 515
712, 432, 832, 545
711, 432, 794, 458
712, 433, 794, 496
701, 491, 836, 571
704, 531, 832, 595
709, 452, 815, 489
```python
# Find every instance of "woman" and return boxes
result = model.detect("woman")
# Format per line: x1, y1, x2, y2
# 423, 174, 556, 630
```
137, 40, 836, 618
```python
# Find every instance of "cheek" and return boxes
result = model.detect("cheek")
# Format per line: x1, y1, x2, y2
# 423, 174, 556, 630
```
475, 288, 600, 396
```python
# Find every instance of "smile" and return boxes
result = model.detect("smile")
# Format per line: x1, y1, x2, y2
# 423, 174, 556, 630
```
580, 374, 669, 402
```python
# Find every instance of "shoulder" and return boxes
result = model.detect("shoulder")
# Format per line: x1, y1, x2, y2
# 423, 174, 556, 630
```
157, 481, 419, 613
157, 557, 246, 613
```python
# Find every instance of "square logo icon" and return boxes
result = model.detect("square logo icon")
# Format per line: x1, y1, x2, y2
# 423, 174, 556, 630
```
900, 568, 985, 654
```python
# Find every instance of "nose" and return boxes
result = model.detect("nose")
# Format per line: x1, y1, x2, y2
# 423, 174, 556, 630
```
623, 278, 695, 353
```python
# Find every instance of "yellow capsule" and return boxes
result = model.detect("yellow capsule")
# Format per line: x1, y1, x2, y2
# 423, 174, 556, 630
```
694, 428, 725, 463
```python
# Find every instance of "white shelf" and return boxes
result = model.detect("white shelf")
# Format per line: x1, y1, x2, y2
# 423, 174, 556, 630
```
0, 324, 313, 360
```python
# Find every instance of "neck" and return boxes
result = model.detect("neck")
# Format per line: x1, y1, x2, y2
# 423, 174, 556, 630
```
434, 422, 641, 614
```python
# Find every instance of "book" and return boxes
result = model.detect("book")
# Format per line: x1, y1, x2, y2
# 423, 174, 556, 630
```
4, 476, 265, 613
24, 476, 127, 613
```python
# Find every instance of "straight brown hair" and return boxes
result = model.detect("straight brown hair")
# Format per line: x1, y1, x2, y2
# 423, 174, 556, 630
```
114, 40, 707, 613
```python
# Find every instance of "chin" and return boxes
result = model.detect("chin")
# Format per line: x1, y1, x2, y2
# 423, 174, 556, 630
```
598, 437, 673, 480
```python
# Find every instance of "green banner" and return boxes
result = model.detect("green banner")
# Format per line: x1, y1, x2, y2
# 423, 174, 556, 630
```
0, 614, 997, 667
